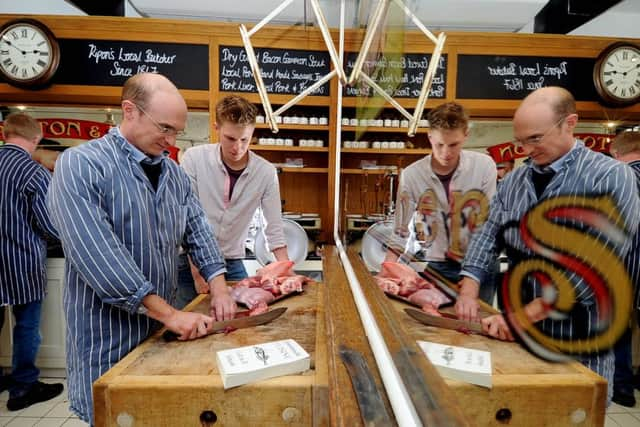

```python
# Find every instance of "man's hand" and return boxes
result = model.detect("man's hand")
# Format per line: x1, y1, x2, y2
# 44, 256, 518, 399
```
455, 276, 480, 322
141, 294, 213, 341
164, 310, 215, 341
209, 275, 237, 321
481, 314, 515, 341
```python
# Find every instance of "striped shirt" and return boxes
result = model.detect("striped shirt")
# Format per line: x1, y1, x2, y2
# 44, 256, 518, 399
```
46, 128, 226, 423
0, 144, 57, 305
627, 161, 640, 311
462, 141, 640, 402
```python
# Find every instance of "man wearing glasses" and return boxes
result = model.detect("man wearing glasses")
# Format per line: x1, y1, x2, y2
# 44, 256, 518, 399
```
455, 86, 639, 405
46, 73, 236, 424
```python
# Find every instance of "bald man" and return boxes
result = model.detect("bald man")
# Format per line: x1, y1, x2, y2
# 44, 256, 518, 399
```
455, 86, 640, 405
47, 73, 236, 423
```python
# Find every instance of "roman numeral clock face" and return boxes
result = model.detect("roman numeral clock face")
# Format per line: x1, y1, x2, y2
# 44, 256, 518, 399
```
0, 19, 60, 88
594, 42, 640, 107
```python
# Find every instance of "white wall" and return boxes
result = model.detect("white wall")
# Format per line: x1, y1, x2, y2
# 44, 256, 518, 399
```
0, 0, 85, 15
570, 0, 640, 38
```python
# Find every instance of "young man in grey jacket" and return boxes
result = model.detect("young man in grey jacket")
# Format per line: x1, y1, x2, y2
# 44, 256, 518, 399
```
384, 102, 498, 302
176, 96, 289, 307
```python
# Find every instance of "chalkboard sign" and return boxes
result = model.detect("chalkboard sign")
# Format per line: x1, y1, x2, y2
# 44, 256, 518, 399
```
52, 39, 209, 90
343, 52, 447, 98
219, 46, 331, 95
456, 54, 598, 101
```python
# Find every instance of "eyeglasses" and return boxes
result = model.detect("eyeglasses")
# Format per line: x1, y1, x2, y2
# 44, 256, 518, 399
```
132, 102, 186, 138
513, 115, 567, 146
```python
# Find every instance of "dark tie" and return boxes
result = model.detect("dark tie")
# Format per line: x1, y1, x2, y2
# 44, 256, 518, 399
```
532, 169, 555, 198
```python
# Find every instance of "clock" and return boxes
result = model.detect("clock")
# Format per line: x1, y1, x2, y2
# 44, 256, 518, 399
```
593, 42, 640, 107
0, 19, 60, 88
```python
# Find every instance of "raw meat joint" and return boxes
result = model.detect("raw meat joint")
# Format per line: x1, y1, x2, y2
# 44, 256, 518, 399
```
375, 262, 451, 316
230, 260, 313, 315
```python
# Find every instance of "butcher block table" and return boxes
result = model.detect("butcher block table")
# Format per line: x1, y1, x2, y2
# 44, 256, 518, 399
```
93, 281, 328, 426
346, 249, 607, 426
395, 300, 607, 426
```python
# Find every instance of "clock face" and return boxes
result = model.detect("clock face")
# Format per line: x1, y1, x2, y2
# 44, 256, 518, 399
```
0, 20, 59, 87
594, 43, 640, 106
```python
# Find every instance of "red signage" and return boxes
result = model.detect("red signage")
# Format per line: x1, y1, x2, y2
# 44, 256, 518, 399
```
0, 118, 111, 141
487, 133, 613, 162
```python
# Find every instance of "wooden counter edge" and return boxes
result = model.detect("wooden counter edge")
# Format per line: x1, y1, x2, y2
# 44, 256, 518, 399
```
322, 246, 397, 426
346, 247, 473, 427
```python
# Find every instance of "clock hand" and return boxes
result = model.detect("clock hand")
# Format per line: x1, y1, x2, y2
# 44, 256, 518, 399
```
2, 39, 27, 55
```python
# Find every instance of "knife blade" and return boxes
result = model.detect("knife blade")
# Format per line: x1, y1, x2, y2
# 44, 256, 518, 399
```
404, 308, 486, 336
162, 306, 287, 342
339, 345, 393, 426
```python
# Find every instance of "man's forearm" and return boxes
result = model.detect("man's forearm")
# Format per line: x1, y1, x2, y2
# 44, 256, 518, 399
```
458, 276, 480, 298
272, 246, 289, 262
141, 294, 178, 324
209, 274, 229, 295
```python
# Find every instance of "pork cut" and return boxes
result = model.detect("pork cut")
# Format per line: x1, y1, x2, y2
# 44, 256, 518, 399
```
231, 260, 311, 312
375, 261, 451, 315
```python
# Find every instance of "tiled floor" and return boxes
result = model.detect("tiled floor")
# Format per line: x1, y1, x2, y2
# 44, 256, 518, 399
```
0, 378, 640, 426
0, 379, 87, 427
604, 390, 640, 426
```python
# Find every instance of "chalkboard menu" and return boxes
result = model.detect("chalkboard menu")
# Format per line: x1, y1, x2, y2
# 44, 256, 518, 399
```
52, 39, 209, 90
456, 55, 598, 101
219, 46, 331, 95
343, 52, 447, 98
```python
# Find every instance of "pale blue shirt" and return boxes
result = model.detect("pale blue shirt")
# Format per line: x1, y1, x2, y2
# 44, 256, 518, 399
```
460, 140, 640, 403
46, 127, 225, 423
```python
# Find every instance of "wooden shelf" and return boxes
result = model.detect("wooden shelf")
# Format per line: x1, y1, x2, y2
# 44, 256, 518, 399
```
251, 145, 328, 152
341, 148, 431, 155
341, 125, 429, 134
255, 123, 329, 131
278, 167, 328, 173
341, 168, 396, 175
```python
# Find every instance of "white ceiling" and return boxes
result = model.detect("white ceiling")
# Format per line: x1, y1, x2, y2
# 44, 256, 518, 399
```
1, 0, 639, 37
127, 0, 640, 37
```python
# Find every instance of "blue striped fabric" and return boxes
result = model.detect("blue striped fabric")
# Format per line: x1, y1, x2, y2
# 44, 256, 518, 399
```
462, 141, 640, 404
46, 128, 226, 423
0, 145, 57, 305
627, 161, 640, 311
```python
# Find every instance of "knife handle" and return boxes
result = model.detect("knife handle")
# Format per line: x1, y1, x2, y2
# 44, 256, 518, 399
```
162, 330, 180, 342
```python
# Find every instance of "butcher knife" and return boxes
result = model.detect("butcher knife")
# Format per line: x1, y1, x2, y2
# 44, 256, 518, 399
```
339, 345, 393, 426
404, 308, 487, 336
162, 307, 287, 342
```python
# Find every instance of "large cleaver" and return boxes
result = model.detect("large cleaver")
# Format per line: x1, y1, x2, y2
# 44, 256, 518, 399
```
162, 307, 287, 342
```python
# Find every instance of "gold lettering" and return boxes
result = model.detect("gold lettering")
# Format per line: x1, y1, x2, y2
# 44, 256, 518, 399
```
507, 195, 631, 356
448, 189, 490, 261
49, 121, 65, 136
67, 121, 81, 138
582, 136, 596, 149
89, 126, 101, 139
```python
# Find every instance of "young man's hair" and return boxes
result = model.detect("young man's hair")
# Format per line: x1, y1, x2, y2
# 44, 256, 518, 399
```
427, 102, 469, 133
215, 96, 258, 126
611, 131, 640, 156
2, 112, 42, 141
